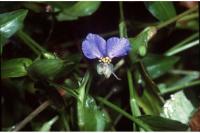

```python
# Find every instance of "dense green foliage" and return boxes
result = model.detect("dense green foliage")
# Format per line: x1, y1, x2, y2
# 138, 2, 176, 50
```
1, 1, 199, 131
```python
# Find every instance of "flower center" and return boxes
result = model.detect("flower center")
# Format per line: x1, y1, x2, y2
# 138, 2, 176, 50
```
99, 57, 112, 64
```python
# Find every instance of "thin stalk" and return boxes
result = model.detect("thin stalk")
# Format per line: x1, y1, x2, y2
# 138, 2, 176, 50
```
85, 72, 92, 95
178, 12, 199, 22
60, 112, 70, 131
113, 106, 128, 126
17, 31, 40, 55
138, 61, 164, 104
96, 97, 152, 131
165, 40, 199, 56
161, 80, 200, 95
165, 32, 199, 55
127, 69, 135, 99
119, 1, 128, 38
17, 30, 47, 55
169, 69, 200, 76
127, 69, 142, 131
156, 5, 198, 30
119, 1, 125, 22
114, 59, 125, 71
127, 69, 139, 131
12, 100, 51, 131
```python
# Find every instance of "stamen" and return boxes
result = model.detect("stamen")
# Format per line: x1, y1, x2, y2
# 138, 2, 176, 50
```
99, 57, 112, 64
112, 72, 121, 80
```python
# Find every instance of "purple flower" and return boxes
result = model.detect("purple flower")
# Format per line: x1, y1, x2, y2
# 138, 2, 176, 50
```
82, 33, 131, 79
82, 33, 131, 63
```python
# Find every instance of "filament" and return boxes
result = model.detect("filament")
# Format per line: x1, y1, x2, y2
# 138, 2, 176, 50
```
112, 72, 121, 80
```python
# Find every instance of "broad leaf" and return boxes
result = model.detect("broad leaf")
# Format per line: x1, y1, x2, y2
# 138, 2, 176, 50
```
144, 2, 176, 21
139, 115, 188, 131
0, 9, 28, 54
77, 72, 109, 131
27, 59, 64, 80
77, 96, 109, 131
1, 58, 32, 78
56, 1, 101, 21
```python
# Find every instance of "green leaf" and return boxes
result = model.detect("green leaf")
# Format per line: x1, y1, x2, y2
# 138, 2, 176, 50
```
0, 9, 28, 54
77, 72, 109, 131
139, 115, 188, 131
161, 91, 195, 124
144, 2, 176, 21
27, 59, 64, 80
143, 54, 179, 79
129, 26, 157, 62
38, 116, 59, 131
159, 70, 200, 93
127, 69, 162, 115
56, 1, 101, 21
78, 96, 109, 131
165, 33, 199, 56
1, 58, 32, 78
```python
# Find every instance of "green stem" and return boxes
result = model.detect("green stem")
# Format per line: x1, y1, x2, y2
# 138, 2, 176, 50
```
127, 69, 142, 131
165, 39, 199, 56
138, 61, 164, 104
118, 1, 127, 38
17, 30, 47, 55
169, 69, 200, 76
178, 12, 199, 22
96, 97, 152, 131
60, 112, 70, 131
85, 71, 92, 95
161, 80, 200, 95
127, 69, 134, 99
156, 5, 198, 30
165, 32, 199, 55
119, 1, 125, 22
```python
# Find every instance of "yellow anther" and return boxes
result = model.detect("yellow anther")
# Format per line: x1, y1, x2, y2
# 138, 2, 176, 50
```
99, 57, 112, 64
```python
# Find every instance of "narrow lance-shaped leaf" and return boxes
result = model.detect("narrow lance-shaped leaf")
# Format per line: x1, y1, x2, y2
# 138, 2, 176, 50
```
128, 68, 162, 115
56, 1, 101, 21
142, 54, 180, 79
159, 70, 200, 93
144, 1, 176, 21
38, 116, 59, 131
138, 115, 188, 131
0, 9, 28, 54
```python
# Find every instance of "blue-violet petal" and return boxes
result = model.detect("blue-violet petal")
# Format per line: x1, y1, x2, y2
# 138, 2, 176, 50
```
106, 37, 131, 58
82, 33, 106, 59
